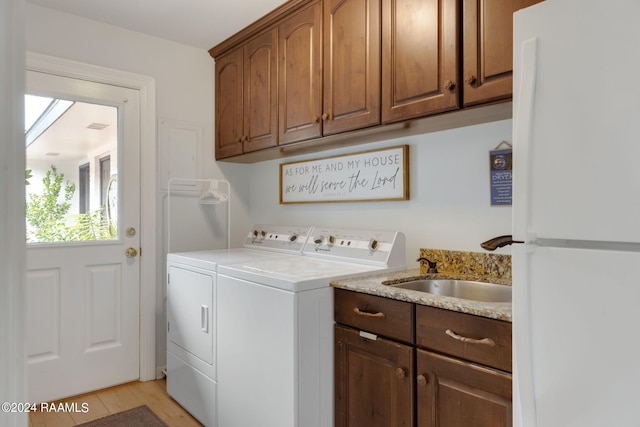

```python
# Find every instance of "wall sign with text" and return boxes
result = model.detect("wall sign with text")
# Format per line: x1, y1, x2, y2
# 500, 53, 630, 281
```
280, 145, 410, 204
489, 147, 512, 206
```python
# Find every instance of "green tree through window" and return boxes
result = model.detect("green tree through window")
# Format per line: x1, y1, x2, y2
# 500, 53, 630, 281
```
26, 165, 115, 243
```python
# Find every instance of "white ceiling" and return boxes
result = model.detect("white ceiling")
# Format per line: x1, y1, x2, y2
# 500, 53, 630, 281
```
26, 0, 287, 50
27, 101, 117, 162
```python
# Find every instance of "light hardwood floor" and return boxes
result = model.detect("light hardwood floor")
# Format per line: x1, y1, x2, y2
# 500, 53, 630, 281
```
28, 379, 202, 427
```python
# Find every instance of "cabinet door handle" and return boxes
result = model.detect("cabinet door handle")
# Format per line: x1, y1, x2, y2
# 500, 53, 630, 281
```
464, 74, 477, 85
445, 329, 495, 347
417, 374, 429, 386
395, 368, 406, 380
322, 113, 330, 121
444, 80, 455, 91
353, 307, 386, 318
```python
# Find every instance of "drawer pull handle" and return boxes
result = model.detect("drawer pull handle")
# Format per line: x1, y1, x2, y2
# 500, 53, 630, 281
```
353, 307, 386, 318
445, 329, 495, 347
396, 368, 406, 380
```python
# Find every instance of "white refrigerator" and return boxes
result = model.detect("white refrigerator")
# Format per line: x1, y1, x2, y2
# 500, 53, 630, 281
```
512, 1, 640, 426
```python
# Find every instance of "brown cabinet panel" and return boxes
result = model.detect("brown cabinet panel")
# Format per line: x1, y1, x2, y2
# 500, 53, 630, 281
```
462, 0, 543, 106
279, 1, 323, 145
243, 29, 278, 153
417, 349, 512, 427
382, 0, 459, 122
323, 0, 381, 135
416, 304, 512, 372
335, 325, 414, 427
334, 288, 414, 344
215, 49, 244, 159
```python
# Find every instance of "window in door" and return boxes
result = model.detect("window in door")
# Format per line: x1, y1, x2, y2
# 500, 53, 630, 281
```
25, 94, 119, 243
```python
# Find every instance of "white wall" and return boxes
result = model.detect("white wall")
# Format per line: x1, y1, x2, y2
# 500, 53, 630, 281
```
247, 119, 514, 268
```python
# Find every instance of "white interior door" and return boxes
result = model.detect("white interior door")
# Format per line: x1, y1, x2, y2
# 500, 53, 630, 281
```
25, 70, 141, 403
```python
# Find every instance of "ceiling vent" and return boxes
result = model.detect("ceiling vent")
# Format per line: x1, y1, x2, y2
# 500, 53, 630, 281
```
87, 122, 109, 130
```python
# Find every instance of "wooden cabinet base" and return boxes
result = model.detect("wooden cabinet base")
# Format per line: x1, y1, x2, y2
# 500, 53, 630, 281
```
334, 325, 414, 427
417, 349, 512, 427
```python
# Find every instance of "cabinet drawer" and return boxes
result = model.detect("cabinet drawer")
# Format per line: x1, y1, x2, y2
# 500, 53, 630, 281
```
416, 305, 511, 372
334, 288, 414, 344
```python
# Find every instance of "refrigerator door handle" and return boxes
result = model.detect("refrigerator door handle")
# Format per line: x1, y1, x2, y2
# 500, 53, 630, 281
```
513, 36, 539, 244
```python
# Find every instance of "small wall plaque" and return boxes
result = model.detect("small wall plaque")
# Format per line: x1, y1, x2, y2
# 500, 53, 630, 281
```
280, 145, 410, 204
490, 142, 512, 206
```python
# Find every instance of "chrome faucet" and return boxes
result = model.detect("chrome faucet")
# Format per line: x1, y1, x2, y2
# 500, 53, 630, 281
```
480, 235, 523, 251
416, 257, 438, 273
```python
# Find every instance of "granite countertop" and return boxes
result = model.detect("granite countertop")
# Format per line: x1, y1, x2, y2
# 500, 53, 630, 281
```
331, 268, 512, 322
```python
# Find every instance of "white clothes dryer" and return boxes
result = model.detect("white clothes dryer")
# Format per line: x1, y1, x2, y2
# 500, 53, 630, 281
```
166, 225, 312, 426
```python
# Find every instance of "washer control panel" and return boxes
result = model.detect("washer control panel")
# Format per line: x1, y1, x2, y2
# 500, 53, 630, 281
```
243, 225, 312, 253
304, 227, 405, 267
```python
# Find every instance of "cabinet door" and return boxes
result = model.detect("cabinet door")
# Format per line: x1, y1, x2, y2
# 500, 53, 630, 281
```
323, 0, 381, 135
279, 1, 323, 145
381, 0, 458, 123
335, 325, 413, 427
462, 0, 543, 106
244, 29, 279, 153
416, 349, 512, 427
215, 48, 244, 159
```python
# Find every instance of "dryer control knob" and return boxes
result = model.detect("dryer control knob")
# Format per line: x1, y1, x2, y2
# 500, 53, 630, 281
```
327, 235, 336, 246
369, 239, 379, 251
289, 234, 298, 242
314, 236, 324, 245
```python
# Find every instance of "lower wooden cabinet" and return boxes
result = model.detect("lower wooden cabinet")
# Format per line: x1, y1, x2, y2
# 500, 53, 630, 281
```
334, 288, 513, 427
334, 324, 414, 427
416, 348, 512, 427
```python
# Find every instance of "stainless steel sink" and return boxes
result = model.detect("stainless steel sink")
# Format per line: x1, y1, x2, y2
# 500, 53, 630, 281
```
388, 279, 511, 303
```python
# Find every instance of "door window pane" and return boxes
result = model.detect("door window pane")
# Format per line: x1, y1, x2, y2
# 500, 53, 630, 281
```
25, 95, 118, 243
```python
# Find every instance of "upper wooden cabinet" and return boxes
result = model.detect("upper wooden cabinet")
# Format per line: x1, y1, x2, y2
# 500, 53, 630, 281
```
215, 48, 243, 159
210, 0, 539, 161
382, 0, 459, 122
244, 29, 279, 153
215, 28, 278, 159
462, 0, 544, 106
278, 1, 323, 145
323, 0, 381, 135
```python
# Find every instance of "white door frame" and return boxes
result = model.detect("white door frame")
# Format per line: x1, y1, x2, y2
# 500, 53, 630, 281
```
1, 1, 27, 426
26, 52, 158, 382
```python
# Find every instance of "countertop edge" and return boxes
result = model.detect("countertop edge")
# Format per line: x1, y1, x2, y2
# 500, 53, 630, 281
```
330, 269, 512, 322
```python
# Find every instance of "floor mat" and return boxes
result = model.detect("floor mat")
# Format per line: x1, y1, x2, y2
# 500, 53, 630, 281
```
76, 405, 168, 427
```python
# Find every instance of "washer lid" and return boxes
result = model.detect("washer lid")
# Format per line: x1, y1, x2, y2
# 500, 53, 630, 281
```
167, 248, 289, 271
217, 256, 388, 292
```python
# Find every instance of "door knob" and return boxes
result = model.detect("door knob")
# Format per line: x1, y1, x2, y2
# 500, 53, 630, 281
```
125, 247, 138, 258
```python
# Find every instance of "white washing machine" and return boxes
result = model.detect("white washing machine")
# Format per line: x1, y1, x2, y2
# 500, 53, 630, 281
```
216, 227, 406, 427
166, 225, 312, 426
